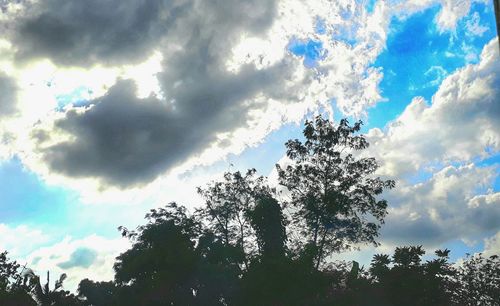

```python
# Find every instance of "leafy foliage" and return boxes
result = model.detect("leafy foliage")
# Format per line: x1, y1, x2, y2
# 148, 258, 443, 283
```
77, 279, 115, 306
196, 169, 272, 266
247, 196, 287, 259
276, 116, 395, 267
0, 251, 36, 305
451, 253, 500, 305
28, 271, 80, 306
3, 115, 498, 305
114, 203, 203, 305
0, 251, 81, 306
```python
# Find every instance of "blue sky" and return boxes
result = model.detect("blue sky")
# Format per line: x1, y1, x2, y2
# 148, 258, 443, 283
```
0, 0, 498, 290
368, 1, 497, 129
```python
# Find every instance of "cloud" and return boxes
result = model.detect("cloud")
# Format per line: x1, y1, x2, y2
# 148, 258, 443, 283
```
25, 235, 130, 292
381, 164, 500, 247
0, 0, 401, 191
366, 38, 500, 177
7, 0, 287, 188
30, 56, 300, 187
483, 230, 500, 257
424, 66, 448, 87
0, 223, 49, 258
436, 0, 471, 31
57, 247, 98, 269
3, 0, 488, 195
354, 38, 500, 249
7, 0, 179, 66
465, 11, 489, 37
0, 71, 18, 159
0, 72, 17, 116
32, 80, 203, 187
396, 0, 486, 33
387, 0, 485, 33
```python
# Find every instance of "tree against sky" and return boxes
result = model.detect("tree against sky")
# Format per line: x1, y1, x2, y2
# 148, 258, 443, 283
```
276, 115, 395, 267
197, 169, 273, 267
3, 115, 498, 305
451, 253, 500, 305
1, 251, 81, 306
0, 251, 36, 306
113, 203, 202, 305
247, 195, 287, 260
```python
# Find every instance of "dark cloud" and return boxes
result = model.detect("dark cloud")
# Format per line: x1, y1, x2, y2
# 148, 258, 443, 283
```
0, 72, 17, 116
37, 58, 291, 187
57, 247, 97, 269
25, 0, 312, 187
11, 0, 190, 66
40, 80, 198, 187
9, 0, 277, 67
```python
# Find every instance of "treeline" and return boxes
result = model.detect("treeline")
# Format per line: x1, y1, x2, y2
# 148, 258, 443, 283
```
1, 116, 499, 305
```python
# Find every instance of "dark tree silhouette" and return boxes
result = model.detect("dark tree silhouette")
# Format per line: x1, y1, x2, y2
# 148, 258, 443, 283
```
113, 202, 246, 305
114, 203, 202, 305
27, 270, 81, 306
276, 116, 395, 268
0, 251, 36, 306
451, 253, 500, 305
4, 115, 497, 305
196, 169, 272, 265
354, 246, 455, 306
247, 195, 287, 259
77, 279, 116, 306
193, 231, 242, 306
237, 195, 324, 306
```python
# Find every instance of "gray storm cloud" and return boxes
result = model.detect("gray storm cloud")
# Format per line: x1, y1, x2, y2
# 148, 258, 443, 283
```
21, 0, 314, 187
11, 0, 184, 66
9, 0, 277, 66
0, 72, 17, 116
37, 66, 291, 187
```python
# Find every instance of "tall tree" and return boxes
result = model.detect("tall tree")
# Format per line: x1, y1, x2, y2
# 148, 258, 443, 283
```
197, 169, 272, 267
247, 196, 287, 260
276, 115, 395, 268
113, 202, 242, 305
114, 203, 201, 305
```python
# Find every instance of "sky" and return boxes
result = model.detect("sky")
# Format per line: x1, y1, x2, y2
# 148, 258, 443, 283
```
0, 0, 499, 291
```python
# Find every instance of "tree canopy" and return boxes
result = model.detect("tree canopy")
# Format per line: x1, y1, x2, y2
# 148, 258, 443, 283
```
276, 116, 395, 267
1, 115, 498, 306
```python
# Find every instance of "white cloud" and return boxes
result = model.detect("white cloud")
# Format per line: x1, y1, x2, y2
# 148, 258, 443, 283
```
350, 38, 500, 250
24, 235, 130, 292
385, 0, 485, 33
465, 11, 489, 37
424, 66, 448, 87
0, 223, 49, 258
366, 38, 500, 177
381, 164, 500, 247
436, 0, 471, 32
0, 0, 489, 197
269, 37, 499, 253
483, 230, 500, 257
